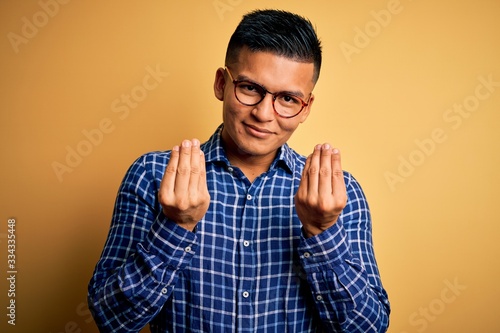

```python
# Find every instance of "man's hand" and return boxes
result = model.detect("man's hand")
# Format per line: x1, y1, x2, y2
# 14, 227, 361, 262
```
295, 143, 347, 238
158, 139, 210, 231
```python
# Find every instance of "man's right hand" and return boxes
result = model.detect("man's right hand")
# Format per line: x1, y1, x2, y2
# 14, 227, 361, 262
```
158, 139, 210, 231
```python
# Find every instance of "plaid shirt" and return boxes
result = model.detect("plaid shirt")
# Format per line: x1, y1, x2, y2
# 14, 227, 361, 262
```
88, 125, 390, 332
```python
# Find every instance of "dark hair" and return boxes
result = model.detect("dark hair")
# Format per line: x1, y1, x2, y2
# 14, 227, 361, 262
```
225, 9, 322, 83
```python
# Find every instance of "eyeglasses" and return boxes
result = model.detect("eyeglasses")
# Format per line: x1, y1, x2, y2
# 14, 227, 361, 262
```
225, 67, 311, 119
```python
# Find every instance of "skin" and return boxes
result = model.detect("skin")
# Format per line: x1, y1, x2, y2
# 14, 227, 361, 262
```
158, 48, 347, 237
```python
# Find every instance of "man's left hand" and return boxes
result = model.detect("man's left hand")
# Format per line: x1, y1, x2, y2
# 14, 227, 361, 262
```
295, 143, 347, 238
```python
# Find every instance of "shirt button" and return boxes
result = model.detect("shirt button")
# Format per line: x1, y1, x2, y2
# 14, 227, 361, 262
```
161, 287, 168, 294
316, 295, 323, 301
227, 166, 234, 173
246, 194, 252, 200
243, 240, 250, 247
185, 246, 192, 252
303, 252, 311, 258
242, 291, 250, 298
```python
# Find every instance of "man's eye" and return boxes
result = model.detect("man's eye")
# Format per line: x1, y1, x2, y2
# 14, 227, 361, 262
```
279, 94, 301, 105
238, 82, 262, 95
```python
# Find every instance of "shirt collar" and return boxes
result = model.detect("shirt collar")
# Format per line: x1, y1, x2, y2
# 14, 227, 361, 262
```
202, 124, 295, 174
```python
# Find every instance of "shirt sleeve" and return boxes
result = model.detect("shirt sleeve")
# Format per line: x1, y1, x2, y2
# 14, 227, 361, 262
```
298, 172, 391, 332
87, 154, 198, 332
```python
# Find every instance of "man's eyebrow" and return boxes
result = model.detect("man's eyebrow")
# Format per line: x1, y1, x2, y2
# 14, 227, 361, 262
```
236, 74, 306, 98
280, 89, 306, 98
235, 73, 258, 83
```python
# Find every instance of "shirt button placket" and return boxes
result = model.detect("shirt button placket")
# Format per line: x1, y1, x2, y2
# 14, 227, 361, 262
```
238, 187, 256, 331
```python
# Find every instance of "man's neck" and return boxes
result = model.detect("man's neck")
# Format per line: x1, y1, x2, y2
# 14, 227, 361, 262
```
225, 150, 276, 183
220, 127, 279, 182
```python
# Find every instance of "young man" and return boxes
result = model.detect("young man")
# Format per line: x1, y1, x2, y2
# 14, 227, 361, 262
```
88, 9, 390, 332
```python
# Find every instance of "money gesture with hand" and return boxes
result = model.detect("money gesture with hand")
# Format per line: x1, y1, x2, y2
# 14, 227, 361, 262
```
295, 143, 347, 238
158, 139, 210, 231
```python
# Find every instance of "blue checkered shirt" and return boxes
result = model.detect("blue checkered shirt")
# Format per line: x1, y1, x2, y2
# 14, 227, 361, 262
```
88, 125, 390, 332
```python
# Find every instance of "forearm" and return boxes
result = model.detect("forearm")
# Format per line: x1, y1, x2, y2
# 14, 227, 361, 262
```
88, 216, 197, 332
299, 211, 390, 332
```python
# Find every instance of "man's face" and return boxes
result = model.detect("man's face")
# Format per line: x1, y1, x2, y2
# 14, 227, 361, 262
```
214, 47, 316, 163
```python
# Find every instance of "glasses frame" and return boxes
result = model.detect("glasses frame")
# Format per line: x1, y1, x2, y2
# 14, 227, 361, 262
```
225, 67, 311, 119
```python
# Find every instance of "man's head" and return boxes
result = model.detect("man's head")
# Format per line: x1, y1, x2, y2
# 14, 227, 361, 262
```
225, 9, 322, 83
214, 9, 321, 167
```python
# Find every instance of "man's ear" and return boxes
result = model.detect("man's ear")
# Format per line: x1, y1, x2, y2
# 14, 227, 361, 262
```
213, 68, 226, 101
298, 94, 314, 124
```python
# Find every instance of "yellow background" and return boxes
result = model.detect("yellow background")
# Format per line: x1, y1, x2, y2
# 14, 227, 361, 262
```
1, 1, 499, 332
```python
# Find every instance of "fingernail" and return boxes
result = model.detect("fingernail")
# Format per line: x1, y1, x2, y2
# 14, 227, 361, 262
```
315, 144, 322, 150
332, 148, 339, 154
172, 145, 179, 151
323, 143, 331, 150
182, 140, 191, 148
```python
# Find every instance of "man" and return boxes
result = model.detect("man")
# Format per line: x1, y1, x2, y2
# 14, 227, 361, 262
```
88, 9, 390, 332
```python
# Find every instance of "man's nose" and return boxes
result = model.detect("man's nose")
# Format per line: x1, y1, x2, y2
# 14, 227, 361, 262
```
251, 94, 276, 121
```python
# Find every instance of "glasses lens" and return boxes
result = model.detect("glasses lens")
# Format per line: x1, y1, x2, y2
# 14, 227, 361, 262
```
234, 80, 306, 118
234, 81, 265, 105
274, 93, 304, 117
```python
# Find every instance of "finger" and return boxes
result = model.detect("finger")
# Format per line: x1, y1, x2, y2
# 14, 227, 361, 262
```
174, 140, 193, 194
331, 148, 347, 205
306, 144, 322, 195
188, 139, 202, 195
318, 143, 333, 196
198, 149, 208, 193
161, 145, 180, 198
298, 153, 312, 197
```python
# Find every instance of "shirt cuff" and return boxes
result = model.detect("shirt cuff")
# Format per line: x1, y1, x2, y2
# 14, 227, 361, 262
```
141, 213, 198, 275
298, 219, 353, 273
